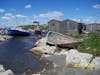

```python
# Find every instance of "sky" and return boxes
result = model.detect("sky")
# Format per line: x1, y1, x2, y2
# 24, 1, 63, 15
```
0, 0, 100, 27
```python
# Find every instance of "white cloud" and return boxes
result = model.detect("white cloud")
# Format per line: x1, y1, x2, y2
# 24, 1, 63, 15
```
33, 11, 64, 20
5, 13, 13, 16
96, 20, 100, 23
16, 14, 27, 18
4, 13, 16, 18
1, 13, 30, 25
83, 17, 94, 24
72, 17, 95, 24
93, 4, 100, 9
4, 13, 27, 19
72, 19, 81, 22
0, 8, 5, 13
1, 16, 10, 20
25, 4, 32, 8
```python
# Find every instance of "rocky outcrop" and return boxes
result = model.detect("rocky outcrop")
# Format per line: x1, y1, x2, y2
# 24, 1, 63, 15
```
34, 37, 47, 46
0, 70, 14, 75
46, 55, 66, 67
92, 57, 100, 70
65, 49, 93, 68
0, 65, 14, 75
30, 37, 57, 56
29, 45, 56, 56
32, 37, 100, 70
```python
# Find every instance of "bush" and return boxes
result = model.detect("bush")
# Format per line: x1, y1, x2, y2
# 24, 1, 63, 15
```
71, 34, 87, 39
78, 32, 100, 56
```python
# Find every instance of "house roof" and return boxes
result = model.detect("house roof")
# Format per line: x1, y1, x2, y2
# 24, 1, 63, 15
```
48, 19, 61, 23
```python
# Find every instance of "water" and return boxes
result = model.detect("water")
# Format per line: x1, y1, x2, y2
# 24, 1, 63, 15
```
0, 34, 53, 75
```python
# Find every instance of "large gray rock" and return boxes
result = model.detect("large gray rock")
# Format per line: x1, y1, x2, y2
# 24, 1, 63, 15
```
46, 55, 66, 67
0, 70, 14, 75
66, 49, 80, 65
79, 52, 93, 65
30, 45, 56, 56
54, 49, 68, 55
0, 65, 14, 75
92, 57, 100, 70
66, 49, 93, 68
34, 37, 46, 46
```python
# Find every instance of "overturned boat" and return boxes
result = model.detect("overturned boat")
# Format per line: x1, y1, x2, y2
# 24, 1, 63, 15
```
46, 31, 82, 48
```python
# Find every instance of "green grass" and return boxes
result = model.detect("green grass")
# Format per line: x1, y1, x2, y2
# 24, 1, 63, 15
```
78, 32, 100, 56
71, 34, 87, 39
19, 24, 48, 30
40, 25, 48, 30
63, 48, 69, 51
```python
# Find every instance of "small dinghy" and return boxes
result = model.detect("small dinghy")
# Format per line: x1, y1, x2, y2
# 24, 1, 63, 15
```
46, 31, 82, 48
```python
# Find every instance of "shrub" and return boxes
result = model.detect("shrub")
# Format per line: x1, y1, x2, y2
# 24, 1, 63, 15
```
78, 32, 100, 56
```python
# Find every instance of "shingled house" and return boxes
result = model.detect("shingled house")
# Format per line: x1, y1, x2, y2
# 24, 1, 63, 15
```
86, 23, 100, 32
48, 19, 86, 35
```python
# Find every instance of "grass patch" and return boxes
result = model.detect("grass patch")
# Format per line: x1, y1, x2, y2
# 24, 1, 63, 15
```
78, 32, 100, 56
71, 34, 86, 39
63, 48, 69, 51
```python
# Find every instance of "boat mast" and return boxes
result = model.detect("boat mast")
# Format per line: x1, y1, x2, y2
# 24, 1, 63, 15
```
15, 17, 19, 26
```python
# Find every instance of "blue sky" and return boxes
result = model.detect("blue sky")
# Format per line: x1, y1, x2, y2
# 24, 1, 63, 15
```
0, 0, 100, 27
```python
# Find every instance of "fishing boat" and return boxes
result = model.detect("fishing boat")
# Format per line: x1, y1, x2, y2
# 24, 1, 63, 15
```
46, 31, 82, 48
33, 21, 42, 35
34, 27, 42, 34
7, 27, 31, 36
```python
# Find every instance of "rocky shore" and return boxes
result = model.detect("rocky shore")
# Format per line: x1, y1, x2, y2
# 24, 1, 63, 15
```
0, 65, 14, 75
29, 37, 100, 75
0, 36, 99, 75
0, 35, 12, 43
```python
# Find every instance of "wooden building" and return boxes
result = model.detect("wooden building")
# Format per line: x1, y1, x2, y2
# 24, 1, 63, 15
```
86, 23, 100, 32
48, 19, 85, 35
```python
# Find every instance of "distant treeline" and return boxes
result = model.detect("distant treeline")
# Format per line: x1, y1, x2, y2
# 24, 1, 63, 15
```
18, 24, 48, 30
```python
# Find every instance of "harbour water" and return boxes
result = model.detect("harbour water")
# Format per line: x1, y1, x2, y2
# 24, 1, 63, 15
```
0, 34, 53, 75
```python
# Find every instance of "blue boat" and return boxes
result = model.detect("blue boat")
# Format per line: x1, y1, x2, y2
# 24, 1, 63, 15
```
7, 28, 31, 36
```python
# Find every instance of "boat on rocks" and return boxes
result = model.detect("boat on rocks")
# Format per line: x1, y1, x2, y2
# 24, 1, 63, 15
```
46, 31, 82, 48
